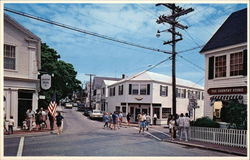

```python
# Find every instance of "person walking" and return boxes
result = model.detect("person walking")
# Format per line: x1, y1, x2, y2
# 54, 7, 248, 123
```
145, 114, 151, 131
108, 112, 113, 129
35, 109, 42, 130
177, 113, 185, 141
41, 108, 47, 129
184, 113, 191, 141
138, 113, 146, 133
26, 109, 35, 131
126, 113, 131, 126
112, 111, 118, 130
55, 112, 64, 135
169, 116, 177, 140
153, 113, 157, 125
168, 115, 172, 134
118, 112, 123, 128
8, 116, 14, 134
48, 112, 55, 131
103, 112, 109, 129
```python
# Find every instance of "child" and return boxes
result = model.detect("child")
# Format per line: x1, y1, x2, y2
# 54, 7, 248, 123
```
8, 116, 14, 134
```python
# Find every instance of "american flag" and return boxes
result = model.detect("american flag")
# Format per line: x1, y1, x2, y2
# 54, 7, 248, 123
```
48, 94, 57, 117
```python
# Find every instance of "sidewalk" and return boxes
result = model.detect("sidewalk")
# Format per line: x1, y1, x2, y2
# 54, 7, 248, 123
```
122, 122, 247, 156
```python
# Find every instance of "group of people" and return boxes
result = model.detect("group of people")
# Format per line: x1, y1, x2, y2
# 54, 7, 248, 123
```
137, 113, 151, 133
168, 113, 191, 141
103, 111, 124, 130
24, 108, 48, 131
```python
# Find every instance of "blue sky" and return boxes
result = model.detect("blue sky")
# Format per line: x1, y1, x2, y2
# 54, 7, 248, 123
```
4, 3, 247, 86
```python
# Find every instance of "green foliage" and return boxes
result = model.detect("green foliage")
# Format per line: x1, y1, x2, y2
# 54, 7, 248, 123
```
39, 43, 82, 108
220, 100, 247, 130
191, 117, 220, 128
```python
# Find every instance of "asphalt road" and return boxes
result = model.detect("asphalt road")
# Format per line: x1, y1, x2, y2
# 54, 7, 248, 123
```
4, 107, 237, 156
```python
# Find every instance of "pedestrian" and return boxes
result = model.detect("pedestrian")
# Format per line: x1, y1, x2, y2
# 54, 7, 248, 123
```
41, 108, 47, 128
35, 109, 42, 130
4, 116, 8, 134
145, 114, 151, 131
118, 112, 123, 128
184, 113, 191, 141
137, 113, 141, 127
112, 111, 118, 130
26, 108, 35, 131
103, 112, 109, 129
153, 113, 157, 125
8, 116, 14, 134
139, 113, 146, 133
126, 113, 131, 126
55, 112, 64, 135
48, 112, 54, 131
169, 116, 177, 140
168, 115, 172, 134
177, 113, 185, 141
108, 112, 113, 129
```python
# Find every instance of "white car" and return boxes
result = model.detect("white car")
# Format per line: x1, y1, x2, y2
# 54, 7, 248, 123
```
89, 110, 103, 119
65, 103, 73, 109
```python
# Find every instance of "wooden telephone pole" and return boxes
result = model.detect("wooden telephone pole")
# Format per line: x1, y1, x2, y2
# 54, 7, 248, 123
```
156, 3, 193, 126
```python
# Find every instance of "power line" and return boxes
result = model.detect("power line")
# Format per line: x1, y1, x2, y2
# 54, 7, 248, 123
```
177, 54, 204, 71
177, 45, 204, 54
4, 8, 172, 55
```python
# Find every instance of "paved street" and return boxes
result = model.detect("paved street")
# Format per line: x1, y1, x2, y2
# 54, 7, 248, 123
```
4, 107, 237, 156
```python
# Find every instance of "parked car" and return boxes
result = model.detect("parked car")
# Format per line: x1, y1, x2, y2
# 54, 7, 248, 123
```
83, 110, 92, 116
65, 103, 73, 109
77, 105, 85, 112
73, 103, 78, 107
89, 110, 103, 120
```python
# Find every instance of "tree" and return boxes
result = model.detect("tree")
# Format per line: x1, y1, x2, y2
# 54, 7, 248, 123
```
39, 43, 82, 108
220, 100, 247, 130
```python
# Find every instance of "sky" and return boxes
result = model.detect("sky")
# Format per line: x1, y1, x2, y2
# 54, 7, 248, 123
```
3, 3, 247, 87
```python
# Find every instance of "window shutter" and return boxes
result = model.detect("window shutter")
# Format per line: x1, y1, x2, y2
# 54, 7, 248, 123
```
113, 87, 115, 96
147, 84, 150, 95
160, 85, 162, 96
243, 49, 247, 76
121, 85, 123, 95
208, 56, 214, 79
129, 84, 132, 95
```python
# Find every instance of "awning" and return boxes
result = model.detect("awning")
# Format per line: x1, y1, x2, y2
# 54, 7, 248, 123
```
210, 95, 243, 101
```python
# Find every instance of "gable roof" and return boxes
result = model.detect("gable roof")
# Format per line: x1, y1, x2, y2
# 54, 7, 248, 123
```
200, 8, 247, 53
93, 76, 121, 89
110, 71, 203, 90
4, 14, 41, 41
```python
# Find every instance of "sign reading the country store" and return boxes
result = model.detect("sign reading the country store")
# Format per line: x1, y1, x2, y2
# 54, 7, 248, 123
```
207, 86, 247, 95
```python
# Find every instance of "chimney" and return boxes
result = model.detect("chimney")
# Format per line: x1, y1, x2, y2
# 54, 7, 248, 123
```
122, 74, 125, 79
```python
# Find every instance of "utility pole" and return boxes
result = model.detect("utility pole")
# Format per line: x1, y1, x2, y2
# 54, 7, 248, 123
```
85, 74, 95, 110
156, 3, 193, 123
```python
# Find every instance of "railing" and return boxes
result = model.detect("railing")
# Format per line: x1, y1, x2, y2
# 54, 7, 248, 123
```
190, 127, 247, 148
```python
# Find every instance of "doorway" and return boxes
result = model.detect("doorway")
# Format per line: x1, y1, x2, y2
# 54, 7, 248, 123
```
18, 91, 33, 126
135, 108, 140, 121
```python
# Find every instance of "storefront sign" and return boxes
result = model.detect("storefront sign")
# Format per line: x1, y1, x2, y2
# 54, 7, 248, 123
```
41, 74, 51, 90
39, 95, 46, 99
207, 86, 247, 95
135, 97, 143, 101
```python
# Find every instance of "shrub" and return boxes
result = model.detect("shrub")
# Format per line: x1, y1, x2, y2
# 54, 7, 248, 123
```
191, 117, 220, 128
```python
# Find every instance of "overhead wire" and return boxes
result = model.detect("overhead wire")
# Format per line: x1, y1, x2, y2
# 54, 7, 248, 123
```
4, 8, 172, 55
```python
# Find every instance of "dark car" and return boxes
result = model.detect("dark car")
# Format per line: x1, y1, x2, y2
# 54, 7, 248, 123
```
77, 105, 85, 112
83, 110, 92, 116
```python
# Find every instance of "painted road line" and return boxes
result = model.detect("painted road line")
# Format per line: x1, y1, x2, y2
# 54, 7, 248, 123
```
150, 128, 171, 137
17, 136, 24, 156
133, 127, 162, 141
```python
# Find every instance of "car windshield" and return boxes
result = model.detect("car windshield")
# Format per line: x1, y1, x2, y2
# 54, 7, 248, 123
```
93, 111, 100, 113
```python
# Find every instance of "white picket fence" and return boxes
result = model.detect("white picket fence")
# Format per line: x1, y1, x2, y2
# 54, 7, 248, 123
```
190, 127, 247, 148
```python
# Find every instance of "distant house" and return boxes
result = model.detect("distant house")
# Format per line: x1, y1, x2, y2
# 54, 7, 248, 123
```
91, 76, 122, 110
4, 14, 41, 128
200, 8, 247, 120
107, 71, 204, 125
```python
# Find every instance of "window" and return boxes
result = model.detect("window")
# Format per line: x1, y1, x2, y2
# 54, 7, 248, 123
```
176, 88, 181, 98
160, 85, 168, 96
109, 87, 115, 96
188, 90, 194, 98
201, 92, 204, 100
181, 89, 186, 98
215, 55, 226, 78
115, 106, 120, 112
4, 44, 16, 70
102, 88, 105, 95
132, 84, 139, 95
140, 84, 147, 95
118, 85, 123, 95
162, 108, 171, 118
230, 52, 243, 76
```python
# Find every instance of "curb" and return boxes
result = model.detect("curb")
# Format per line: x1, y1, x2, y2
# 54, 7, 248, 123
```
164, 140, 247, 156
4, 130, 53, 138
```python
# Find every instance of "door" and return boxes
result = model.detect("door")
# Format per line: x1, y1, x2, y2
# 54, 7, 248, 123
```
18, 91, 33, 126
142, 108, 148, 115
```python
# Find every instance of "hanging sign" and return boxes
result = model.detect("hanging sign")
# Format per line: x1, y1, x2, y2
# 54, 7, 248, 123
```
41, 74, 51, 90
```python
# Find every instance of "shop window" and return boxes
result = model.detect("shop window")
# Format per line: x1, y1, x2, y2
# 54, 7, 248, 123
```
215, 55, 226, 78
153, 108, 160, 118
230, 52, 243, 76
4, 44, 16, 70
162, 108, 171, 119
122, 106, 126, 113
181, 89, 186, 98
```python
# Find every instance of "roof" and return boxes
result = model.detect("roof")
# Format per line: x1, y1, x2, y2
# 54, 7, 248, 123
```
200, 8, 247, 53
4, 14, 41, 41
103, 80, 118, 86
110, 71, 204, 90
93, 76, 121, 89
